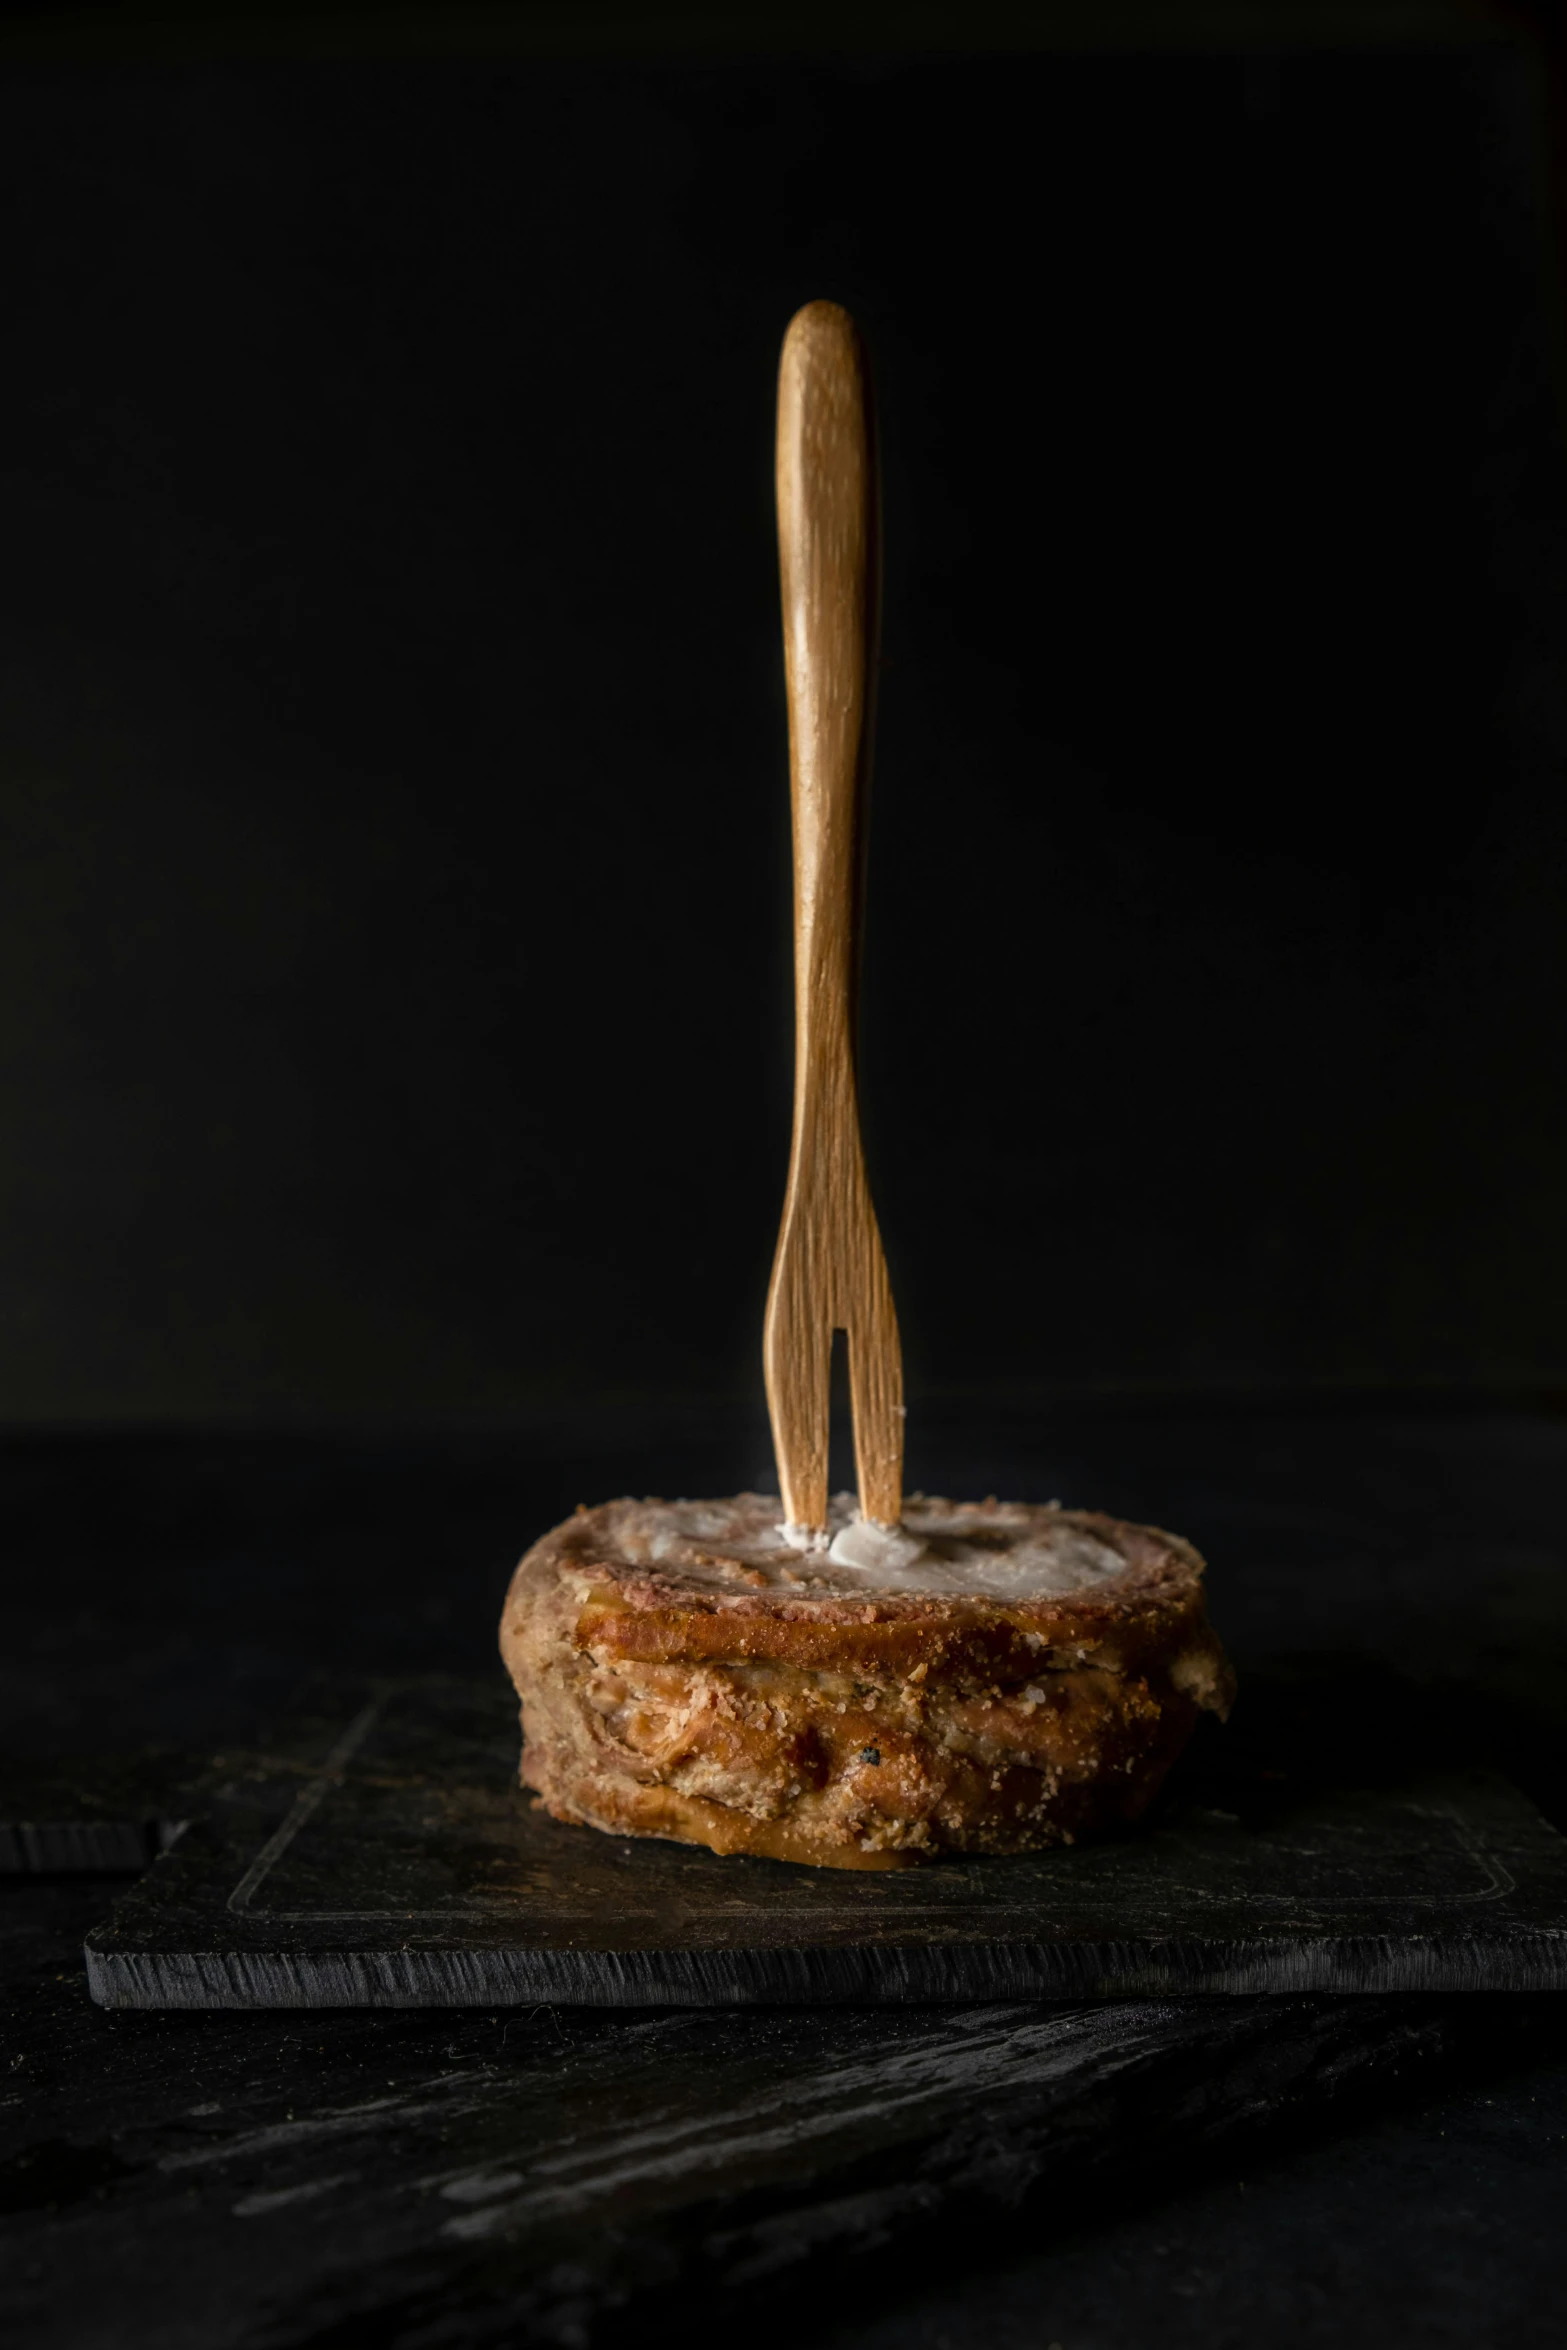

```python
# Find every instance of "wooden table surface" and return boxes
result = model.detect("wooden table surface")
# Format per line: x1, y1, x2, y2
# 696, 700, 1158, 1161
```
5, 1401, 1567, 2346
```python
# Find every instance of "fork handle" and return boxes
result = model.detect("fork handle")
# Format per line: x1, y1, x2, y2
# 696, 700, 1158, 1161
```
764, 302, 904, 1532
776, 299, 876, 1084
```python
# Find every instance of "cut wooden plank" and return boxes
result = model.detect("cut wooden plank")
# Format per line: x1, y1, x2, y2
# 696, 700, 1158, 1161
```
1, 1753, 193, 1874
2, 1817, 161, 1873
24, 1907, 1562, 2350
84, 1674, 1567, 2008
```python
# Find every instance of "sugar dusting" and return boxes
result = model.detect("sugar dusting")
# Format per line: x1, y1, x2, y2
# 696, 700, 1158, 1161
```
626, 1492, 1131, 1600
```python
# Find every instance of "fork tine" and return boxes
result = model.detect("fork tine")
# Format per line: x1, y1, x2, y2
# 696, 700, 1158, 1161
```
848, 1240, 904, 1529
762, 1235, 832, 1534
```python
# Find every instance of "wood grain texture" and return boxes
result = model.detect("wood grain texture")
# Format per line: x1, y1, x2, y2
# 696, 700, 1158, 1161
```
29, 1876, 1562, 2350
765, 300, 904, 1532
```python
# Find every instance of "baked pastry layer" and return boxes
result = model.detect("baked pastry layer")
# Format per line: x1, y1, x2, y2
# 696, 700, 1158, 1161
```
499, 1492, 1234, 1870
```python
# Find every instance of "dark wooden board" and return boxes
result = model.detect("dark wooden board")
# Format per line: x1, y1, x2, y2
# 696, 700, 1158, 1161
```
22, 1875, 1567, 2350
85, 1673, 1567, 2007
0, 1752, 193, 1874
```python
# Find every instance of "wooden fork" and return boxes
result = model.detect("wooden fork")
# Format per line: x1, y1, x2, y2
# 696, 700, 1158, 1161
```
763, 301, 904, 1536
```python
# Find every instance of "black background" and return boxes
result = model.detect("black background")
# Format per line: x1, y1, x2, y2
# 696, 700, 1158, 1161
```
7, 28, 1567, 2343
5, 3, 1567, 1432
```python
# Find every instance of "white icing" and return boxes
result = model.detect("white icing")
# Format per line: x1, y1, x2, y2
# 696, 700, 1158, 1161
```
827, 1519, 926, 1576
778, 1521, 830, 1555
622, 1492, 1132, 1600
